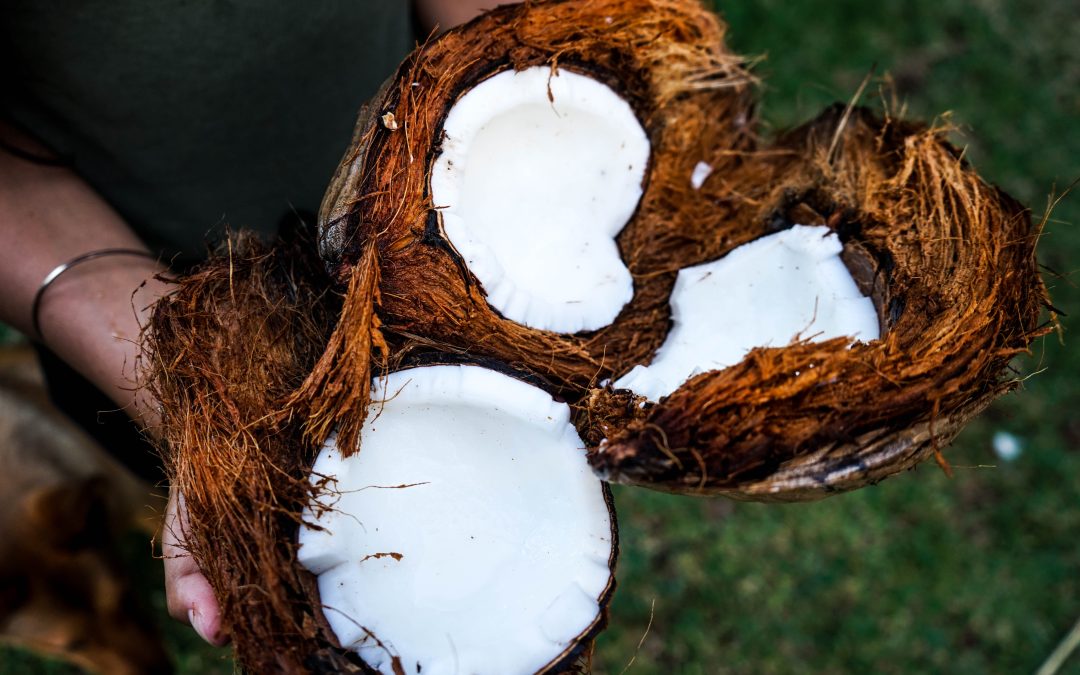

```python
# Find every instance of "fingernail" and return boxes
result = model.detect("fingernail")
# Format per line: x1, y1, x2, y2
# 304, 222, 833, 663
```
189, 607, 211, 643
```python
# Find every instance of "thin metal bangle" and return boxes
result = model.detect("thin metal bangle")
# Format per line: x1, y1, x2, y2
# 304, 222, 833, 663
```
31, 248, 160, 342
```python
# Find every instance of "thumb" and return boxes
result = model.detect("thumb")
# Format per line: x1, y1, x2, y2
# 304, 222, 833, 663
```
163, 488, 229, 646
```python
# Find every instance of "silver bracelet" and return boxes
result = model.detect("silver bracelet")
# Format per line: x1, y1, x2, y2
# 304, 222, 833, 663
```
31, 248, 159, 342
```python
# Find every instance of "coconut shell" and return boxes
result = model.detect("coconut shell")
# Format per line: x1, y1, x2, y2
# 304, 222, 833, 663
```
582, 106, 1051, 498
319, 0, 757, 397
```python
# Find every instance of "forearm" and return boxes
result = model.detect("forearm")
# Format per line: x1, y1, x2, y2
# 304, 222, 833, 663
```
0, 122, 169, 425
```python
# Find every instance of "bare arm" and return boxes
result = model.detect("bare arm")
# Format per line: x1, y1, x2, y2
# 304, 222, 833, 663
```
0, 121, 226, 646
413, 0, 505, 34
0, 122, 167, 416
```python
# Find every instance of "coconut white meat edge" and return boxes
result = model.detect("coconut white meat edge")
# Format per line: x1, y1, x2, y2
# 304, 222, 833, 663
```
431, 66, 649, 334
298, 365, 614, 675
615, 225, 881, 401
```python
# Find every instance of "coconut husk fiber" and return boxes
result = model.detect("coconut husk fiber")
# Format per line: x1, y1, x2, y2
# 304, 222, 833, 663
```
143, 231, 382, 673
142, 0, 1051, 672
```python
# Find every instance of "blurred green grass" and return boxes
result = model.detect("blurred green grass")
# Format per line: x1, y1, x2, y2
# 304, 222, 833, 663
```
2, 0, 1077, 673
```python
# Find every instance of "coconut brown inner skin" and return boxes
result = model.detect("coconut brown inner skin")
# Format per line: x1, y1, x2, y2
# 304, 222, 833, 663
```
145, 0, 1050, 673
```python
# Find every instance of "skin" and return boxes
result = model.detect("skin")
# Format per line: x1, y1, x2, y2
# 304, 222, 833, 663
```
0, 0, 503, 648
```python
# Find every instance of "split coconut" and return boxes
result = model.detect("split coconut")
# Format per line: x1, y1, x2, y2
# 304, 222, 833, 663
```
582, 106, 1049, 497
143, 0, 1050, 672
298, 366, 615, 674
319, 0, 759, 397
145, 236, 610, 674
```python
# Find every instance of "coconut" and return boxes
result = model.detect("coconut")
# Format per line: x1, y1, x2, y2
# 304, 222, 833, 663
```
145, 234, 614, 672
318, 0, 757, 396
143, 0, 1050, 672
581, 107, 1050, 498
297, 365, 616, 674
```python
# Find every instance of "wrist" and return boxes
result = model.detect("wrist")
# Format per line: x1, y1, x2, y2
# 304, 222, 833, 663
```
34, 252, 171, 428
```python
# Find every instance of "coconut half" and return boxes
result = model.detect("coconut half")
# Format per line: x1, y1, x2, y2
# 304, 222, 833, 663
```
431, 67, 648, 333
614, 225, 880, 401
298, 365, 616, 675
318, 0, 757, 394
583, 107, 1048, 497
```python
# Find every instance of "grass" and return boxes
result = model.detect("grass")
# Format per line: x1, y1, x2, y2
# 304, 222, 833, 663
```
2, 0, 1077, 673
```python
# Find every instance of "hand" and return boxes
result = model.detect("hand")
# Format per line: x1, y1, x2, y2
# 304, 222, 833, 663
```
2, 119, 227, 648
163, 489, 229, 646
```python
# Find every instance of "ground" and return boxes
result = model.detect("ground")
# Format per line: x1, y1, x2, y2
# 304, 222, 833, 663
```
1, 0, 1077, 673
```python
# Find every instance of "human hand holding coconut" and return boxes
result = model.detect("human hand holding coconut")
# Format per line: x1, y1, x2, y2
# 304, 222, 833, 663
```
154, 1, 505, 649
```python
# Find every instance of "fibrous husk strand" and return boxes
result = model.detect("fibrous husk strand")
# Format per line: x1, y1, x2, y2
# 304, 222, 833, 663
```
285, 240, 387, 458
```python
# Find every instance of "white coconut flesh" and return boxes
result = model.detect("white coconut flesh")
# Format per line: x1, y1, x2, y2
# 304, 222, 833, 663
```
430, 66, 650, 334
615, 225, 881, 401
297, 365, 614, 675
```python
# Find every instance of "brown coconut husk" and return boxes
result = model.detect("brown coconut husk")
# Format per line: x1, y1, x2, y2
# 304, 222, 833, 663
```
143, 0, 1051, 671
144, 231, 395, 673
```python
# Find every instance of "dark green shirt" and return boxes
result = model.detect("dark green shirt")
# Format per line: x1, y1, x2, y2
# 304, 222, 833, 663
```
2, 1, 411, 264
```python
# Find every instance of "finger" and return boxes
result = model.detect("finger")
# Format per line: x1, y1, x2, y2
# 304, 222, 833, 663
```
163, 489, 230, 646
